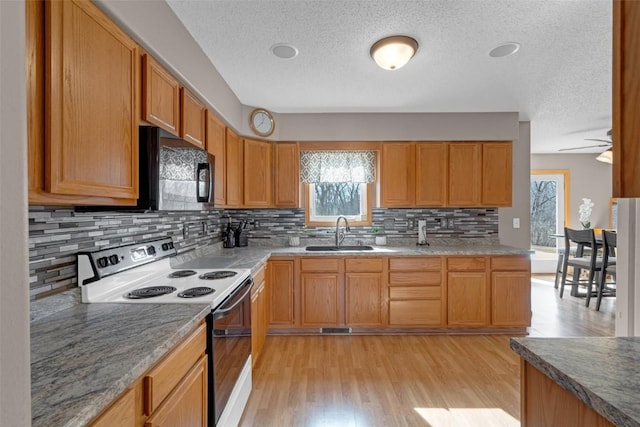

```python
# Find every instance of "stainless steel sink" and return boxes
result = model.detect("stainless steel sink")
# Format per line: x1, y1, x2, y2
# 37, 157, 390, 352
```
305, 245, 374, 251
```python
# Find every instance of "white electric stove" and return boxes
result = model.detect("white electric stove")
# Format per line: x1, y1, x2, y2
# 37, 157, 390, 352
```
77, 237, 251, 308
77, 237, 253, 427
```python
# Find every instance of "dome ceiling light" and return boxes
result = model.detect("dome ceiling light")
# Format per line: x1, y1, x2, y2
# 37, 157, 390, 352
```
370, 35, 418, 71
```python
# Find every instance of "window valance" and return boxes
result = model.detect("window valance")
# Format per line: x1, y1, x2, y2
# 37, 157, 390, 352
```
300, 151, 376, 183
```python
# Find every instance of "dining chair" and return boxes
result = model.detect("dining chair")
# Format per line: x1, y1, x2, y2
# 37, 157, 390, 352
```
595, 230, 617, 311
560, 227, 604, 304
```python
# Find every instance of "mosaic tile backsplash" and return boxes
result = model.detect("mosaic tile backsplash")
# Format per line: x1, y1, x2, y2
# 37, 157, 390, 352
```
28, 206, 497, 299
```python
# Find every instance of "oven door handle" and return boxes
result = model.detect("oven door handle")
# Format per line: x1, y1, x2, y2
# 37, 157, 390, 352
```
212, 279, 253, 320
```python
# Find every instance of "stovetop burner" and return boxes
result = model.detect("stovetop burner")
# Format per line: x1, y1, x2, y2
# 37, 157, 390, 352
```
177, 287, 216, 298
199, 271, 238, 280
168, 270, 197, 278
125, 286, 177, 299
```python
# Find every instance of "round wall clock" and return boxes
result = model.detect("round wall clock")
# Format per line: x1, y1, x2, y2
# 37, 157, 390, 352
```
249, 108, 275, 137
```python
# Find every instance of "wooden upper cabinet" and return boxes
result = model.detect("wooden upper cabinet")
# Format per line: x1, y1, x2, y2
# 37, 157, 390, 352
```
46, 0, 138, 200
612, 1, 640, 198
243, 138, 273, 208
381, 142, 415, 207
447, 143, 482, 206
142, 54, 180, 135
206, 111, 226, 206
415, 143, 447, 206
482, 142, 512, 206
180, 88, 206, 149
274, 142, 300, 208
225, 129, 243, 208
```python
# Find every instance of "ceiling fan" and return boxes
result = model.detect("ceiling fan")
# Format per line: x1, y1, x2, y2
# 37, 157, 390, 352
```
559, 129, 612, 152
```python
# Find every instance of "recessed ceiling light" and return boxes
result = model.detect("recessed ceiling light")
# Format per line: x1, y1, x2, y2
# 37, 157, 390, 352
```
271, 43, 298, 59
489, 42, 520, 58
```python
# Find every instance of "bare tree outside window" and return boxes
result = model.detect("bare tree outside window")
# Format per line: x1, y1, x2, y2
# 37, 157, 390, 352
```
313, 182, 362, 216
531, 180, 557, 249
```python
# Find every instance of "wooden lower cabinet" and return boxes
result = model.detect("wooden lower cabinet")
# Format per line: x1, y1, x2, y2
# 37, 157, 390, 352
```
447, 272, 488, 326
89, 323, 207, 427
301, 273, 340, 326
91, 388, 137, 427
251, 265, 269, 367
144, 357, 207, 427
521, 360, 614, 426
491, 255, 532, 327
345, 273, 383, 326
268, 259, 295, 327
388, 257, 444, 327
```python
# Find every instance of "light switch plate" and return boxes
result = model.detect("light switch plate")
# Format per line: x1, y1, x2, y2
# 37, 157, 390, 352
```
513, 218, 520, 229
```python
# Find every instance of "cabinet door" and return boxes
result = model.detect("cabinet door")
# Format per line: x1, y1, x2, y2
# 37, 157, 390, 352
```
206, 111, 226, 206
447, 272, 488, 326
301, 273, 340, 326
269, 260, 295, 326
482, 142, 512, 206
47, 0, 138, 200
380, 143, 415, 207
142, 54, 180, 135
251, 283, 263, 367
243, 138, 272, 207
345, 273, 383, 326
180, 88, 206, 149
90, 388, 136, 427
144, 356, 207, 427
447, 143, 481, 206
225, 129, 244, 207
415, 143, 447, 206
491, 271, 531, 326
274, 142, 300, 207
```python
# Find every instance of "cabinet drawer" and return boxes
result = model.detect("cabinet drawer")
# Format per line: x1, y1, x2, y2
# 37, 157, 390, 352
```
389, 257, 441, 271
389, 271, 441, 286
389, 300, 442, 326
490, 256, 530, 271
144, 323, 206, 415
447, 256, 487, 271
389, 286, 441, 300
91, 388, 136, 427
300, 258, 340, 272
345, 258, 383, 272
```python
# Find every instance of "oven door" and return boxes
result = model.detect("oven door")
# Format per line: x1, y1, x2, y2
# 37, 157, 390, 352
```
209, 277, 253, 426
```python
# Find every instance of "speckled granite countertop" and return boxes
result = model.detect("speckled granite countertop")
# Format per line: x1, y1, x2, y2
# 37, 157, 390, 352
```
511, 337, 640, 427
31, 303, 209, 427
172, 243, 531, 272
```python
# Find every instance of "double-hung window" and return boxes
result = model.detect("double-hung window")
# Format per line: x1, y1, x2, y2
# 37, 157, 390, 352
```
300, 150, 376, 226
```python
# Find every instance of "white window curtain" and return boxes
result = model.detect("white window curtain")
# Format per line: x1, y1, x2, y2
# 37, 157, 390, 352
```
300, 151, 376, 183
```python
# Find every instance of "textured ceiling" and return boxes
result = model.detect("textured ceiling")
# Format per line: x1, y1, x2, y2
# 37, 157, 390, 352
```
166, 0, 612, 153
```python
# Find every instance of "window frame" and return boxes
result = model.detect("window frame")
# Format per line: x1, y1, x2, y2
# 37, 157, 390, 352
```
300, 142, 381, 228
304, 182, 373, 227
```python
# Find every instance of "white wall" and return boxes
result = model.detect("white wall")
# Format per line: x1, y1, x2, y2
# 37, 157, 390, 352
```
498, 122, 531, 249
531, 153, 613, 230
0, 1, 31, 425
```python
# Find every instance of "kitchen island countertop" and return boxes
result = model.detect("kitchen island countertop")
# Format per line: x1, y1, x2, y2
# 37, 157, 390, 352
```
511, 337, 640, 427
31, 303, 209, 427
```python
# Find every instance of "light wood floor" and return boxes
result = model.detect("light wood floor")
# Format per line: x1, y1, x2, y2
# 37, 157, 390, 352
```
239, 275, 615, 426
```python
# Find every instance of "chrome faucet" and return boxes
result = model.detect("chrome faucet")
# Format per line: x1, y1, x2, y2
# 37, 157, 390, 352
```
335, 216, 351, 247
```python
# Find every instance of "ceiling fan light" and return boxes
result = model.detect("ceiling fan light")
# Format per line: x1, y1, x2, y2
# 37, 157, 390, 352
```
370, 36, 418, 71
596, 149, 613, 164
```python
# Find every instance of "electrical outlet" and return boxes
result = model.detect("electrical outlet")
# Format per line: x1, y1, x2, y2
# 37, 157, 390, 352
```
513, 218, 520, 229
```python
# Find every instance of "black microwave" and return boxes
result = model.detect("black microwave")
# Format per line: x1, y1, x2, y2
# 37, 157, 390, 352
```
138, 126, 214, 211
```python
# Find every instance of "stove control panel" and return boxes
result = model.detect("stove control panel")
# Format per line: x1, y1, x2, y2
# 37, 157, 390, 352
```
78, 237, 177, 284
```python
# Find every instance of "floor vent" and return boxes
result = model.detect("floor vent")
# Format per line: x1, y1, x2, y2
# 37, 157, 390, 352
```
320, 327, 352, 334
